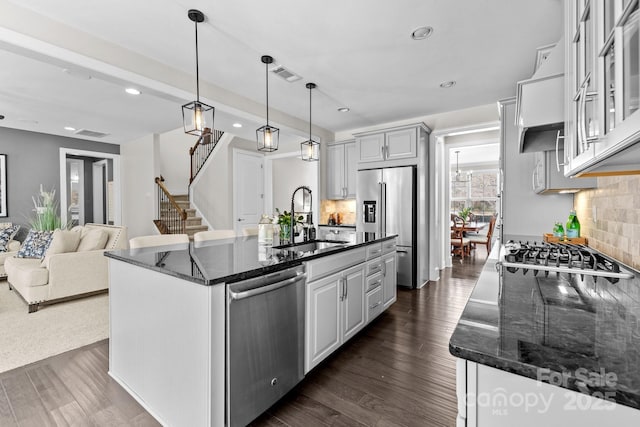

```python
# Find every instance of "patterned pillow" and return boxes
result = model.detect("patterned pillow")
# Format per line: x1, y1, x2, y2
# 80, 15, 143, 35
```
0, 225, 20, 252
17, 230, 55, 259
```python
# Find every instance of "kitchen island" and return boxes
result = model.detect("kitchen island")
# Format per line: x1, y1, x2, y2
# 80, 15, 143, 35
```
449, 237, 640, 426
105, 233, 396, 427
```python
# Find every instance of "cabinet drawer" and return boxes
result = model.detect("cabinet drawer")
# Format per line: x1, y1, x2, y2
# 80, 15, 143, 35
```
382, 239, 396, 254
366, 243, 383, 260
366, 271, 383, 293
366, 285, 384, 323
305, 247, 366, 282
366, 258, 383, 277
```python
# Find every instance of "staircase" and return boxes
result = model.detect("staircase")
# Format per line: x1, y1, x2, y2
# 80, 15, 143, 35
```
153, 129, 224, 238
154, 177, 208, 239
172, 194, 208, 238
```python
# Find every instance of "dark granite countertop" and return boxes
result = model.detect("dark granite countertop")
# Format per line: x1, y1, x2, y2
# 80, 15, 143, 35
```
450, 235, 640, 409
105, 233, 396, 286
318, 224, 356, 228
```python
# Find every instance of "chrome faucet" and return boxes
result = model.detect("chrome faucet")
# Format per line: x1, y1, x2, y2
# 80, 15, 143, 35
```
290, 186, 315, 244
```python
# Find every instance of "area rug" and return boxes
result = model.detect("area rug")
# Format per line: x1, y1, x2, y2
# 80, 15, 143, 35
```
0, 281, 108, 373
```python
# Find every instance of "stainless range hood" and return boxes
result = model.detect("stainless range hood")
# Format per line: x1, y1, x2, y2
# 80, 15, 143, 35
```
516, 37, 565, 153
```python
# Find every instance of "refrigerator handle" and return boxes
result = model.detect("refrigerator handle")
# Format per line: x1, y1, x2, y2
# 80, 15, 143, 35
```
380, 181, 387, 235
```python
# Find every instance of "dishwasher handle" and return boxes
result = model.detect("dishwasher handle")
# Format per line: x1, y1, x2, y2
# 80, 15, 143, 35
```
229, 273, 306, 301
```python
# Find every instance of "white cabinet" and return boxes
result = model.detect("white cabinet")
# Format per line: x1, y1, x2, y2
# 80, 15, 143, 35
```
382, 251, 397, 308
326, 140, 356, 199
385, 128, 417, 161
564, 0, 640, 176
341, 265, 365, 341
532, 150, 596, 194
355, 124, 427, 167
305, 272, 341, 371
305, 263, 365, 372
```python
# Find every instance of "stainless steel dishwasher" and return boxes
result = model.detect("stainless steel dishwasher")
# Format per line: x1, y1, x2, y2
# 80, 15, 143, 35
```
226, 264, 306, 427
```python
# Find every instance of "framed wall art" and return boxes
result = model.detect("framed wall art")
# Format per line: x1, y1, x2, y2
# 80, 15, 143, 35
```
0, 154, 7, 217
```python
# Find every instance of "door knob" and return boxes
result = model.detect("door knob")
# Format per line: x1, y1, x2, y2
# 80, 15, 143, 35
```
237, 218, 245, 222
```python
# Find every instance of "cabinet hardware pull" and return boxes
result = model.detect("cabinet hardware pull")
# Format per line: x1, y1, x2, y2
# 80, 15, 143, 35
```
369, 302, 381, 309
555, 130, 568, 172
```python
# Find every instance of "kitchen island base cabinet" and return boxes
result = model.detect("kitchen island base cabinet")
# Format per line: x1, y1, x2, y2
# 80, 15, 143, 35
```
305, 264, 365, 373
109, 259, 226, 427
382, 251, 396, 308
456, 360, 640, 427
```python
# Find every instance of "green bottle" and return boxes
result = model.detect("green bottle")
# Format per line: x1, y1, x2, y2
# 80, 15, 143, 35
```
566, 210, 580, 238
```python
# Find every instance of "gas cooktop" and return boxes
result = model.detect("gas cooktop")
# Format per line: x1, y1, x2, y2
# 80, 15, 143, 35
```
499, 240, 634, 283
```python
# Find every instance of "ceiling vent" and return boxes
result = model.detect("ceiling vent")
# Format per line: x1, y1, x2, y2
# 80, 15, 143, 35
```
75, 129, 109, 138
270, 65, 302, 82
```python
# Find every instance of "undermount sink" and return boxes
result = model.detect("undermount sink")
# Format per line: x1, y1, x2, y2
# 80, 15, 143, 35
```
274, 240, 346, 252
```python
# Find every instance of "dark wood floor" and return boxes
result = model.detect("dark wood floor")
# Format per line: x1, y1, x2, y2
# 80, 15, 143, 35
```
0, 249, 485, 427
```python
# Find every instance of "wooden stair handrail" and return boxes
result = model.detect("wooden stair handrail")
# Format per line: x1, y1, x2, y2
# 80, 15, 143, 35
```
155, 177, 187, 221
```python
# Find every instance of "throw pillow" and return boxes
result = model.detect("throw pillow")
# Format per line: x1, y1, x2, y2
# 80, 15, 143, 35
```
17, 230, 54, 259
40, 229, 82, 268
76, 229, 108, 252
0, 224, 19, 252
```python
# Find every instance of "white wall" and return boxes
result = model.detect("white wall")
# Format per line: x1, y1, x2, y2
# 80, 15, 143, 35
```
271, 156, 318, 217
158, 127, 195, 195
191, 136, 258, 230
121, 133, 159, 238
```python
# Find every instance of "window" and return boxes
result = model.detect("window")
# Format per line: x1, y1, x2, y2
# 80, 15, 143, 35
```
450, 169, 498, 221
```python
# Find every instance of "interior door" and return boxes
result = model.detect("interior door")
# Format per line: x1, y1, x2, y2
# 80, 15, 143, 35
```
233, 150, 264, 235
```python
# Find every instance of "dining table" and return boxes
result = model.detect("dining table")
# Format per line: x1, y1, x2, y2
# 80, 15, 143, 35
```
460, 221, 488, 234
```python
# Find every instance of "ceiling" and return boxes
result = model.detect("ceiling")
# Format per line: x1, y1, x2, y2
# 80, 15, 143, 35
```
0, 0, 563, 146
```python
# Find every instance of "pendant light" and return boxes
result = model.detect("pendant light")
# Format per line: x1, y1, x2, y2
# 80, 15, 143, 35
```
181, 9, 214, 136
301, 83, 319, 161
256, 55, 279, 152
453, 150, 470, 183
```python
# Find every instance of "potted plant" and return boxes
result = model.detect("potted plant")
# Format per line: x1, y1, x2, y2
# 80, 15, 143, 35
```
458, 207, 473, 223
275, 208, 303, 242
29, 185, 66, 231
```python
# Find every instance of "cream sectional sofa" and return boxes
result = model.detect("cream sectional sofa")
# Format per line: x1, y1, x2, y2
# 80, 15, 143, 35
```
0, 240, 21, 278
5, 223, 127, 312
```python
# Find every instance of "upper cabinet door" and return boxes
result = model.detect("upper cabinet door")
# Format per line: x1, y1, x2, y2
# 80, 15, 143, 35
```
344, 142, 357, 198
326, 144, 346, 199
356, 134, 385, 163
385, 128, 417, 161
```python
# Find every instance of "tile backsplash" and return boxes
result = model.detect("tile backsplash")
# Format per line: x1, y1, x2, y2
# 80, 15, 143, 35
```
319, 199, 356, 225
574, 175, 640, 270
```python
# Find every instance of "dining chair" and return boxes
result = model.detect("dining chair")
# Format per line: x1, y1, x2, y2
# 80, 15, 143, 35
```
242, 227, 259, 237
451, 216, 470, 259
468, 215, 497, 253
129, 234, 190, 249
193, 229, 236, 243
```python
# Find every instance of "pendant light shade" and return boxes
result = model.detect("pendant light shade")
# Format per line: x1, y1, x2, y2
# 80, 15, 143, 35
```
301, 83, 319, 162
257, 55, 279, 152
453, 150, 470, 183
182, 9, 214, 136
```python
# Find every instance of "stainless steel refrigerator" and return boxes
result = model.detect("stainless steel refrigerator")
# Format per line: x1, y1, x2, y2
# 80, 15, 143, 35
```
356, 166, 416, 288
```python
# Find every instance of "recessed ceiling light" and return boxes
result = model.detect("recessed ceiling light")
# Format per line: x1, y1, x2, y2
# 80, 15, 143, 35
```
440, 80, 456, 88
125, 88, 141, 95
337, 107, 350, 113
411, 26, 433, 40
232, 123, 242, 128
64, 126, 76, 131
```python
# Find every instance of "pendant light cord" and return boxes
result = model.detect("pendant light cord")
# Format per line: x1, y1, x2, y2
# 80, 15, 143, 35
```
265, 62, 270, 125
309, 85, 312, 139
194, 18, 200, 102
